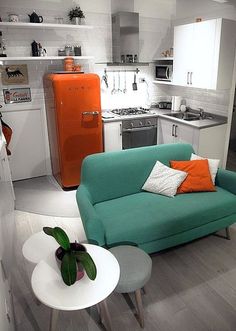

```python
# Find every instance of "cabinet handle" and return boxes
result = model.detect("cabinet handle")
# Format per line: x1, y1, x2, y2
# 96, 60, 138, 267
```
175, 125, 178, 137
187, 72, 190, 85
190, 72, 193, 85
172, 124, 175, 136
120, 123, 122, 136
0, 259, 7, 280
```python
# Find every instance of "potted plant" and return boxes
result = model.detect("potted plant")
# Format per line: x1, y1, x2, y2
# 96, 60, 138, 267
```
68, 6, 85, 25
43, 226, 97, 286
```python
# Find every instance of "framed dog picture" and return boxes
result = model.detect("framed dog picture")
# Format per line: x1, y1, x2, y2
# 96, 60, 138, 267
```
1, 64, 29, 85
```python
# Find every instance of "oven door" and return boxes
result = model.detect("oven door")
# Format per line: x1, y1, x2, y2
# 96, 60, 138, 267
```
122, 125, 157, 149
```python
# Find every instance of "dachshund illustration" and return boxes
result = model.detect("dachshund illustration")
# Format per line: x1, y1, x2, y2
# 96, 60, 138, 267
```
5, 67, 24, 78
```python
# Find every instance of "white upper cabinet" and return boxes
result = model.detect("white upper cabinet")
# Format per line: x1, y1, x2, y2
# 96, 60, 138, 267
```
172, 23, 194, 87
173, 18, 236, 89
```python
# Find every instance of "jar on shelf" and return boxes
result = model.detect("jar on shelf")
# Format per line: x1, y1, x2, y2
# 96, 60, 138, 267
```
65, 45, 73, 56
64, 57, 75, 71
74, 45, 81, 56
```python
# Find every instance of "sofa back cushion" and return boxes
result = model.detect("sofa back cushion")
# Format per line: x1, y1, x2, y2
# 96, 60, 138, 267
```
81, 143, 194, 204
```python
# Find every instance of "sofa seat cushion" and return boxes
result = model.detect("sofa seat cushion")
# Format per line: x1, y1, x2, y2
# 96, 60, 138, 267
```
94, 187, 236, 245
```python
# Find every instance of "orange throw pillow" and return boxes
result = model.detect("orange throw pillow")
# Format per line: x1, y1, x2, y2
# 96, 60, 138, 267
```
170, 159, 216, 194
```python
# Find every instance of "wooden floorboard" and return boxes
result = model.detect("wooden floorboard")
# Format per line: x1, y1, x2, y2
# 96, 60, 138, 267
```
12, 211, 236, 331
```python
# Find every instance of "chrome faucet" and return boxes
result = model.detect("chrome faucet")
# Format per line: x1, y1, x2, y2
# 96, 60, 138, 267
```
198, 107, 205, 119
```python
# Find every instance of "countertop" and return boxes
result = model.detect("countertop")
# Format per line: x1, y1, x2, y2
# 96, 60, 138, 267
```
102, 108, 227, 129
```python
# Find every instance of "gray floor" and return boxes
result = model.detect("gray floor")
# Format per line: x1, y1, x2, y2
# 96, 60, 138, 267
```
13, 176, 79, 218
12, 211, 236, 331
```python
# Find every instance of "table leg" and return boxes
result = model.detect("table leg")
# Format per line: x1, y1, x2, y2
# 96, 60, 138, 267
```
135, 288, 144, 328
49, 309, 59, 331
99, 300, 113, 331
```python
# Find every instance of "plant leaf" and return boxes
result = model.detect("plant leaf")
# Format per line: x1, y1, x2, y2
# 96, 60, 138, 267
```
61, 252, 77, 286
43, 227, 54, 236
52, 227, 70, 251
75, 251, 97, 280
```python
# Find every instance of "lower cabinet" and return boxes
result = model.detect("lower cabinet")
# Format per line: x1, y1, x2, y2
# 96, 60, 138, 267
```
103, 121, 122, 152
0, 140, 15, 331
158, 118, 227, 166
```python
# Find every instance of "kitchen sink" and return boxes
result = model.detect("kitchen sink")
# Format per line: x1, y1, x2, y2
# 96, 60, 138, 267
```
165, 112, 201, 121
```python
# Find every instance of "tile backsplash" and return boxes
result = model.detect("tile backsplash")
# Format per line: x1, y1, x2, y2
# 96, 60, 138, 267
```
166, 85, 231, 116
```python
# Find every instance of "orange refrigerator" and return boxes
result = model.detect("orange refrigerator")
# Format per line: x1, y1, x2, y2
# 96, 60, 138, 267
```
44, 73, 103, 188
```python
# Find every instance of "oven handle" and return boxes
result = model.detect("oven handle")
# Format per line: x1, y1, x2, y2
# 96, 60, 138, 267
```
122, 125, 157, 133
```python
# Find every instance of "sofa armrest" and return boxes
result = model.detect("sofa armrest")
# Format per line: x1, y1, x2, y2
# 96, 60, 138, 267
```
215, 169, 236, 195
76, 185, 105, 246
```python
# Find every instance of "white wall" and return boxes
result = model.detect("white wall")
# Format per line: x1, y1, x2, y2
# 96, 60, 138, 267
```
100, 0, 175, 110
175, 0, 236, 24
0, 0, 174, 181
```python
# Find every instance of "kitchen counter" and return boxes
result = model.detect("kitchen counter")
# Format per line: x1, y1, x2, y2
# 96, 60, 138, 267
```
159, 112, 227, 129
102, 109, 227, 129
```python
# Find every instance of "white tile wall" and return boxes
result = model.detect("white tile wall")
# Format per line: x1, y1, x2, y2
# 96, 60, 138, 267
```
0, 0, 173, 179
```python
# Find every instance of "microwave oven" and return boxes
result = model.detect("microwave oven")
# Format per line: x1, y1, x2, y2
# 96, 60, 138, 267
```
155, 64, 173, 81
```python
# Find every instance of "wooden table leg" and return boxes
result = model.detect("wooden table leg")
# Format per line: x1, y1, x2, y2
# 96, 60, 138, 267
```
135, 288, 144, 328
99, 300, 113, 331
49, 309, 59, 331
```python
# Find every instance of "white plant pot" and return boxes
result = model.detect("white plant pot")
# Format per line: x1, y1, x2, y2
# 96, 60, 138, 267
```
73, 17, 81, 25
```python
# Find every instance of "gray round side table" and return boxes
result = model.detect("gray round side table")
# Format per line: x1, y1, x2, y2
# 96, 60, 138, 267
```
109, 245, 152, 328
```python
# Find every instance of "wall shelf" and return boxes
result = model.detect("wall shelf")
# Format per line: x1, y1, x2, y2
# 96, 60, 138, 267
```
0, 22, 93, 30
153, 80, 173, 85
153, 57, 173, 61
105, 62, 149, 66
0, 56, 94, 62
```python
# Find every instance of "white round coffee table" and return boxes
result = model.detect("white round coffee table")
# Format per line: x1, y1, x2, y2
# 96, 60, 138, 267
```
31, 244, 120, 331
22, 230, 78, 264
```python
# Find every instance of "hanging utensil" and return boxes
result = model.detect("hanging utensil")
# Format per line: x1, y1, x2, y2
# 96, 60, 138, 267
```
102, 69, 108, 88
132, 72, 137, 91
111, 71, 116, 94
117, 71, 122, 93
123, 70, 127, 94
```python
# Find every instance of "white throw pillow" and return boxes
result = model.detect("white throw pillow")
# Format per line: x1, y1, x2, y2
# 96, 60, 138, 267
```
190, 153, 220, 184
142, 161, 188, 197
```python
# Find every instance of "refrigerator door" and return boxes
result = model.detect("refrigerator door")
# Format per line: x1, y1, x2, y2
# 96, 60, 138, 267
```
47, 73, 103, 188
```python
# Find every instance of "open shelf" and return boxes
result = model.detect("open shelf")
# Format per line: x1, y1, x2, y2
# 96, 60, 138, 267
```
96, 62, 150, 66
153, 57, 173, 61
153, 80, 174, 85
0, 22, 93, 30
0, 56, 94, 62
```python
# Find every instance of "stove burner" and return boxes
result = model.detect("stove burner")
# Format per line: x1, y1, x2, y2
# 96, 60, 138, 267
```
111, 107, 150, 116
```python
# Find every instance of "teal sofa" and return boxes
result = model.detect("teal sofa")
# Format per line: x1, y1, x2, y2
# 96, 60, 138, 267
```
76, 143, 236, 253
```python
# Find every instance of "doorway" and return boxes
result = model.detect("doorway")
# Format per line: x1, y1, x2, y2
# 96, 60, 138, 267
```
226, 88, 236, 171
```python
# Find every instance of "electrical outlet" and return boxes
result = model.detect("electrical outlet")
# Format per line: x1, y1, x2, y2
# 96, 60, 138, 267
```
139, 77, 146, 83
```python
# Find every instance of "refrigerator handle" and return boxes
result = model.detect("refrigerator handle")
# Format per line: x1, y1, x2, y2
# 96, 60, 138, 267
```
82, 111, 99, 116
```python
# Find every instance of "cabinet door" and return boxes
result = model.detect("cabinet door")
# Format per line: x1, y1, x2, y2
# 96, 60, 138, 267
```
172, 23, 194, 86
103, 121, 122, 152
158, 119, 175, 144
191, 20, 217, 88
3, 109, 47, 181
174, 123, 199, 152
0, 145, 14, 331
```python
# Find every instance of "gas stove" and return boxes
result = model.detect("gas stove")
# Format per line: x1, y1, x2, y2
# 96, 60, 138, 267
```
111, 107, 150, 116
